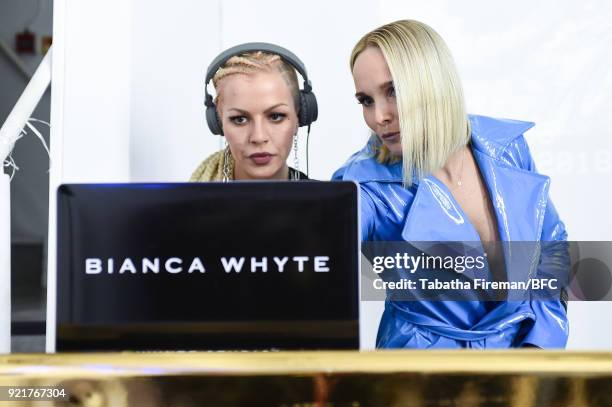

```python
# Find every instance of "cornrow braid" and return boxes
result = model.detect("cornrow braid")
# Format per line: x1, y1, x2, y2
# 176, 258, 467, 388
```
212, 51, 300, 113
212, 52, 281, 85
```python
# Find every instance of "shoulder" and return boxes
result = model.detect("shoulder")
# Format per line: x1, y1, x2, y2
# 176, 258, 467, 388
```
469, 114, 536, 170
333, 139, 416, 227
332, 136, 403, 183
190, 149, 224, 182
468, 114, 535, 157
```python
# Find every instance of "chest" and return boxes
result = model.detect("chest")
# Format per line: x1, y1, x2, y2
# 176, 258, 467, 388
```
445, 157, 500, 243
452, 182, 499, 243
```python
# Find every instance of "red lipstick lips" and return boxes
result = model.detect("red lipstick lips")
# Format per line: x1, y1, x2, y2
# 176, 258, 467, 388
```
249, 152, 274, 165
380, 132, 400, 141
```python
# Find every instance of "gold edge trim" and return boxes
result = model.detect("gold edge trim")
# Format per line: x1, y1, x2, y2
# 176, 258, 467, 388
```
4, 351, 612, 378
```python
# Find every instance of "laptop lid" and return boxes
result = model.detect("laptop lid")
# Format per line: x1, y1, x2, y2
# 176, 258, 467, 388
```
56, 182, 359, 351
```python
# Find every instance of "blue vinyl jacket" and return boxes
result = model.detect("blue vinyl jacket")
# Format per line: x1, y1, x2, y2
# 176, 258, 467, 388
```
333, 115, 569, 349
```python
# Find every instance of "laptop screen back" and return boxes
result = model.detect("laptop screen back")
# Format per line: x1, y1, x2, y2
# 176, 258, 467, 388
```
56, 182, 359, 351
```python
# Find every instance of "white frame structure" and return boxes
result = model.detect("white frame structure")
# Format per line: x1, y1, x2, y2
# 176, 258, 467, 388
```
46, 0, 68, 353
0, 47, 52, 353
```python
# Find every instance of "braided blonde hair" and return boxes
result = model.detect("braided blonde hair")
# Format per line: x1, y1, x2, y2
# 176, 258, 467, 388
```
212, 51, 301, 114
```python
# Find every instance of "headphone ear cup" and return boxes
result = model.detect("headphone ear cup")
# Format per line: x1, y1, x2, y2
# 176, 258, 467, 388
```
298, 90, 318, 127
206, 104, 223, 136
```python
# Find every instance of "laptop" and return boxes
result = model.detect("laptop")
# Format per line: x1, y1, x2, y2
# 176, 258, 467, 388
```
56, 181, 359, 351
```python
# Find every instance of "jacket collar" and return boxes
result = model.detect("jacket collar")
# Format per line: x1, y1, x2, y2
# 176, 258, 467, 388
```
398, 116, 550, 282
468, 114, 535, 160
400, 119, 550, 243
338, 135, 404, 183
339, 114, 536, 183
339, 114, 551, 241
400, 146, 549, 285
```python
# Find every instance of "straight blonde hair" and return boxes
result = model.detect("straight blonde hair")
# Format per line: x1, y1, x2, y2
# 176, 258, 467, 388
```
350, 19, 470, 186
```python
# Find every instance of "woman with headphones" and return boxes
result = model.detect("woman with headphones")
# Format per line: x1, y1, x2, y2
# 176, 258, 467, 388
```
191, 43, 318, 182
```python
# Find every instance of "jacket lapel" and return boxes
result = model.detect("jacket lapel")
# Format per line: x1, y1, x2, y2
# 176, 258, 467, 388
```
400, 176, 479, 242
400, 151, 551, 242
472, 148, 551, 288
400, 114, 551, 244
472, 148, 550, 243
399, 132, 551, 286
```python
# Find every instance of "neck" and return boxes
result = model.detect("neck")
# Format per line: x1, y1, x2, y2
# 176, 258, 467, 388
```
234, 164, 290, 181
435, 145, 468, 185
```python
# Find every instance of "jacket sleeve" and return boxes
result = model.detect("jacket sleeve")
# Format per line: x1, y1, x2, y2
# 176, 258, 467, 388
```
332, 168, 375, 241
509, 136, 570, 348
359, 187, 377, 241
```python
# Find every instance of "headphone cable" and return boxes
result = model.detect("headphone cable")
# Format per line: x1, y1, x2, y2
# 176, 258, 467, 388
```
306, 124, 311, 177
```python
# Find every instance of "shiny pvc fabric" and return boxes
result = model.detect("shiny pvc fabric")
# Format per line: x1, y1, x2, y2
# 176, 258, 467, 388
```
333, 115, 569, 349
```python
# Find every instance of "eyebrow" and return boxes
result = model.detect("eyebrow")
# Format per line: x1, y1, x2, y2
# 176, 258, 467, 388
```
227, 103, 289, 114
227, 108, 248, 114
264, 103, 289, 112
355, 81, 394, 98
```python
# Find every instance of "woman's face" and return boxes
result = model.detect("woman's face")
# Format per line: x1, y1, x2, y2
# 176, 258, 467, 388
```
217, 71, 298, 180
352, 46, 402, 156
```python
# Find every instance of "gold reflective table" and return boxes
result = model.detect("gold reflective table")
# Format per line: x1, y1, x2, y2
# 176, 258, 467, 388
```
1, 351, 611, 406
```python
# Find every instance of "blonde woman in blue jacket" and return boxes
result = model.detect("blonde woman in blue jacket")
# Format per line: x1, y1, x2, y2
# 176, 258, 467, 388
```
333, 20, 569, 348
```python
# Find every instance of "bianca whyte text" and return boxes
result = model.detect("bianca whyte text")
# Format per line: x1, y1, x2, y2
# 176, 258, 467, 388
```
84, 256, 331, 275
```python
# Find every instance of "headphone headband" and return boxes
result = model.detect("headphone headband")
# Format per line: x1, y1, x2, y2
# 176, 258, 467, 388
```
205, 42, 312, 97
204, 42, 318, 135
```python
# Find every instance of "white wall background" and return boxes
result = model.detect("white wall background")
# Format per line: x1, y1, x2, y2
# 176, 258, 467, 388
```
49, 0, 612, 350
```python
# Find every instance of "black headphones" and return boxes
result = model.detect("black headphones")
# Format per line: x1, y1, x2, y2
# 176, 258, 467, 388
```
204, 42, 318, 136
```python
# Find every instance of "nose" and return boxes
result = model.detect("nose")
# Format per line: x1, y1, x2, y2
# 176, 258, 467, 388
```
375, 99, 392, 129
249, 116, 269, 144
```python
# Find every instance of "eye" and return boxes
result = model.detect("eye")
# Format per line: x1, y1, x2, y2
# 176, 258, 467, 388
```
229, 115, 248, 125
387, 85, 395, 98
357, 96, 374, 107
269, 112, 287, 122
